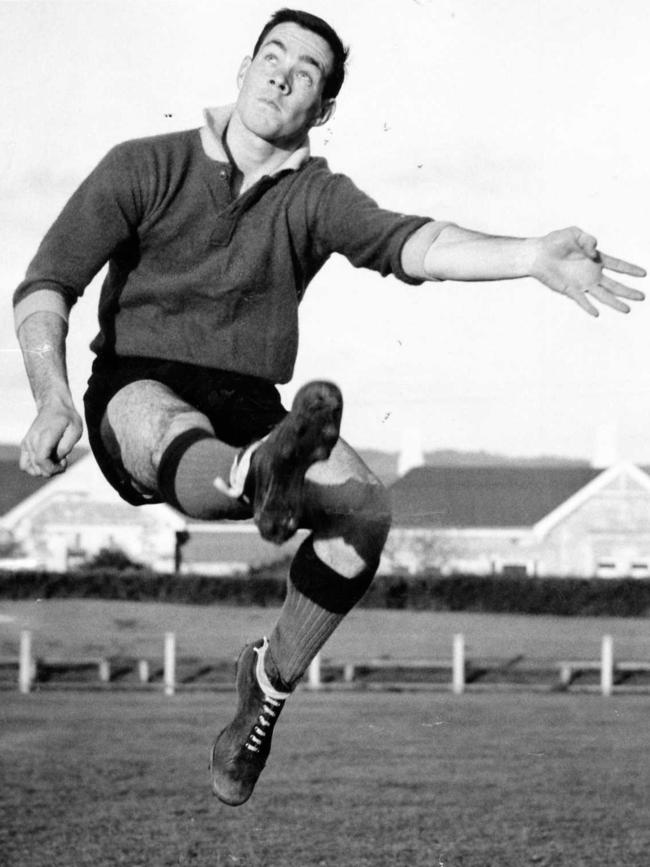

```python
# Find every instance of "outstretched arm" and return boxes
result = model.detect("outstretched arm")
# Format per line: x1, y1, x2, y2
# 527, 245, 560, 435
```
401, 222, 646, 316
16, 311, 83, 477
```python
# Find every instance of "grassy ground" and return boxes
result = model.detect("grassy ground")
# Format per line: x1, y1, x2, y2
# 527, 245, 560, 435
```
1, 599, 650, 662
1, 689, 649, 867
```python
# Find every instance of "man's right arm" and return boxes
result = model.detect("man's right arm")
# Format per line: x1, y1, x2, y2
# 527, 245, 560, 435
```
17, 310, 83, 478
14, 141, 144, 476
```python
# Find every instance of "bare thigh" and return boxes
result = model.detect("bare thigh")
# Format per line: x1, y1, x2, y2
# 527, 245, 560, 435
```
99, 379, 216, 495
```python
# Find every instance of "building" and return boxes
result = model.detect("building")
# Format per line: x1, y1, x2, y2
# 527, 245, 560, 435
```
0, 452, 302, 573
383, 462, 650, 578
4, 444, 650, 579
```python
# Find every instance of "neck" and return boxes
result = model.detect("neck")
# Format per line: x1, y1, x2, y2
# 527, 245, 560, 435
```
226, 111, 303, 179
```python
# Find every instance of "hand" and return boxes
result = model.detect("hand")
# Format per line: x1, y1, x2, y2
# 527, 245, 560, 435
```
19, 402, 83, 477
531, 226, 646, 316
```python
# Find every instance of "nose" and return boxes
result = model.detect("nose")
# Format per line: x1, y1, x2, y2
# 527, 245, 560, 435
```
269, 71, 290, 94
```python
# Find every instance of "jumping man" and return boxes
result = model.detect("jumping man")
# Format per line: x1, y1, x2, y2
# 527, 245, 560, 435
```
13, 9, 645, 806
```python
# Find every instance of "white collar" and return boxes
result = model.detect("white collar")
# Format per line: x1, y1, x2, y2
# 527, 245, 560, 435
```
201, 105, 311, 173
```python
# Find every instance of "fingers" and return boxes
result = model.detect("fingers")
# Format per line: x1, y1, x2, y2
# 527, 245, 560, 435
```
599, 275, 645, 302
19, 423, 72, 478
18, 407, 82, 477
19, 440, 66, 477
575, 229, 599, 260
598, 251, 647, 278
580, 274, 644, 315
587, 284, 631, 314
57, 421, 82, 461
564, 286, 599, 317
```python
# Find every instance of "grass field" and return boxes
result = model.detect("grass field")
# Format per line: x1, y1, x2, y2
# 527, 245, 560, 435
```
1, 689, 649, 867
2, 599, 650, 662
1, 601, 649, 865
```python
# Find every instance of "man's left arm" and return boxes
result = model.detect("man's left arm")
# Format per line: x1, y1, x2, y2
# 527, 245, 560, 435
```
401, 222, 646, 316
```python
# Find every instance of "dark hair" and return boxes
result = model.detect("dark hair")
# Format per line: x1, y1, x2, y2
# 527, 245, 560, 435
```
252, 8, 349, 100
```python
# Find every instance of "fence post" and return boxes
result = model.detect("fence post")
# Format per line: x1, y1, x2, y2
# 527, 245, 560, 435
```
164, 632, 176, 696
307, 653, 321, 689
601, 634, 614, 696
452, 633, 465, 695
19, 630, 33, 694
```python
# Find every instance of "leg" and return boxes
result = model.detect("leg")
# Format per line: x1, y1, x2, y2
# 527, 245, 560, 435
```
266, 438, 391, 687
100, 379, 250, 519
100, 377, 345, 530
210, 438, 391, 805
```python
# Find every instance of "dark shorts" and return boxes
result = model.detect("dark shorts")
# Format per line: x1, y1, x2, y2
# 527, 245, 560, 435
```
83, 354, 288, 506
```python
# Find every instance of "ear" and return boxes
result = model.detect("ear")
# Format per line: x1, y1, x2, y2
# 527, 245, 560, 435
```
237, 56, 252, 90
312, 99, 336, 128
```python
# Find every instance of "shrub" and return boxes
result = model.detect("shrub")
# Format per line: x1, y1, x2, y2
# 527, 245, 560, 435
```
1, 567, 649, 616
80, 547, 145, 572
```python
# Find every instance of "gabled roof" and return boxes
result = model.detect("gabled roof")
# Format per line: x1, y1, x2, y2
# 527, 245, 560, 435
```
534, 462, 650, 538
1, 453, 186, 533
0, 460, 51, 517
390, 465, 604, 528
0, 447, 89, 517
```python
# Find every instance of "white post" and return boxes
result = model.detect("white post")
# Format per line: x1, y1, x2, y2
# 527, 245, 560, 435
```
601, 634, 614, 697
98, 659, 111, 683
138, 659, 150, 684
452, 633, 465, 695
164, 632, 176, 696
307, 653, 321, 689
19, 630, 33, 694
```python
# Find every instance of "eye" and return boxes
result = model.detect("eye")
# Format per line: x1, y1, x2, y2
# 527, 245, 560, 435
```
264, 52, 278, 64
296, 70, 313, 86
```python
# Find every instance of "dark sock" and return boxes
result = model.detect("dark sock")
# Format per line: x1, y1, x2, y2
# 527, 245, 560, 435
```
157, 428, 247, 519
268, 536, 376, 687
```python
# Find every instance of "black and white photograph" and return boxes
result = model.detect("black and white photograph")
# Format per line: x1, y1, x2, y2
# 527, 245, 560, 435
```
1, 1, 649, 865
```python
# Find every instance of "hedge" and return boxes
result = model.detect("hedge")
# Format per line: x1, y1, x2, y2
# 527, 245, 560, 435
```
1, 568, 649, 617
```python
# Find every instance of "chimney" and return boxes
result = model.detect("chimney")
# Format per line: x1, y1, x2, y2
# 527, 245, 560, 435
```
592, 422, 619, 469
398, 427, 424, 477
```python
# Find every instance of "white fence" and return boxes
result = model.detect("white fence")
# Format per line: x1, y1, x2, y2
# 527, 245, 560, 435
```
11, 630, 648, 696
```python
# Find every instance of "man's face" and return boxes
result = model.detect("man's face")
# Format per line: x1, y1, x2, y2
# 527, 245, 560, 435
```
235, 22, 335, 147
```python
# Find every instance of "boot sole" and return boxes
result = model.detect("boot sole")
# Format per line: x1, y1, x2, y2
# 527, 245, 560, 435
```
252, 381, 342, 544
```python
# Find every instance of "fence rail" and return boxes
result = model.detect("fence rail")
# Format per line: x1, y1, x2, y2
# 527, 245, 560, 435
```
5, 631, 650, 696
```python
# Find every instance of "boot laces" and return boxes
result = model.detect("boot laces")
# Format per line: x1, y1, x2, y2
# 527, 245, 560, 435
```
244, 696, 283, 754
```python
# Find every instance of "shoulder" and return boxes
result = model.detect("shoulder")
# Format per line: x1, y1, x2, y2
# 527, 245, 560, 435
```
95, 129, 203, 193
297, 157, 349, 185
106, 128, 201, 164
294, 159, 380, 219
291, 157, 365, 202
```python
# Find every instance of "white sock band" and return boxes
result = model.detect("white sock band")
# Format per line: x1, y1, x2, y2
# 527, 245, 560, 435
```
213, 438, 264, 501
254, 637, 291, 701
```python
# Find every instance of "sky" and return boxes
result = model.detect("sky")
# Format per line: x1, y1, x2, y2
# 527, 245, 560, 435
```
2, 0, 650, 463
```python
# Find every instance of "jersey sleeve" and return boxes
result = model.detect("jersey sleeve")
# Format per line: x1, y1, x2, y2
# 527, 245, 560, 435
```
13, 142, 145, 329
310, 172, 442, 285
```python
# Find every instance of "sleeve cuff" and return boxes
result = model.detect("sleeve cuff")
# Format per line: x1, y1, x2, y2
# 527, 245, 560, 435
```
14, 289, 71, 333
396, 220, 458, 284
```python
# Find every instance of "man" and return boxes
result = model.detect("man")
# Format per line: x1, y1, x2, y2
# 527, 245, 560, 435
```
13, 8, 645, 806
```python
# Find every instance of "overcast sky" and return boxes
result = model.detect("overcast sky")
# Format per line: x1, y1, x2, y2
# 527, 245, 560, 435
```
2, 0, 649, 463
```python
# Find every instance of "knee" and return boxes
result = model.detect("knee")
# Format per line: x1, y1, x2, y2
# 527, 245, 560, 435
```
152, 410, 214, 469
313, 479, 392, 577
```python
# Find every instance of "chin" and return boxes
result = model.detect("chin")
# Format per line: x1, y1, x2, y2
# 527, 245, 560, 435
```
241, 105, 280, 135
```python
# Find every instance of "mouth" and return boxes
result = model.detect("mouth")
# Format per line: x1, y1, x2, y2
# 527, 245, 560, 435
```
258, 97, 281, 111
